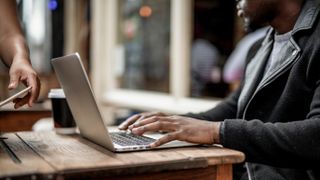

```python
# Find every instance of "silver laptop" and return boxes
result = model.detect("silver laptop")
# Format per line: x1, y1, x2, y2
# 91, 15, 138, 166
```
51, 53, 195, 152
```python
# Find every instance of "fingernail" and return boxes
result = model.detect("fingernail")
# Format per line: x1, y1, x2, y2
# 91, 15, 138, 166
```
8, 83, 14, 89
131, 128, 138, 134
132, 127, 142, 134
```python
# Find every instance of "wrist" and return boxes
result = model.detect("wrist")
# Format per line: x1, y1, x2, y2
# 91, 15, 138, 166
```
210, 122, 221, 144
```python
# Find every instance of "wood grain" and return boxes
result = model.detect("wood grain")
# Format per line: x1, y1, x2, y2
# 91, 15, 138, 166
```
174, 146, 245, 165
216, 164, 232, 180
0, 133, 54, 179
17, 132, 208, 175
61, 166, 218, 180
13, 131, 245, 179
0, 111, 51, 132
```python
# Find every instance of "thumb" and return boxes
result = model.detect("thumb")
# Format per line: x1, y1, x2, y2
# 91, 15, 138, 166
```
8, 73, 20, 90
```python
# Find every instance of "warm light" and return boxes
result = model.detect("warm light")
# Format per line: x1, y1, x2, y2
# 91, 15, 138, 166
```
139, 6, 152, 17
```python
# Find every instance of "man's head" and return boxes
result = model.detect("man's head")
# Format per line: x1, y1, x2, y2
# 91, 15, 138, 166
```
236, 0, 305, 33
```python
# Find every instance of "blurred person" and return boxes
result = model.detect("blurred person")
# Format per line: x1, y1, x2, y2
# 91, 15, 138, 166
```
191, 38, 221, 97
223, 26, 268, 91
119, 0, 320, 179
0, 0, 40, 108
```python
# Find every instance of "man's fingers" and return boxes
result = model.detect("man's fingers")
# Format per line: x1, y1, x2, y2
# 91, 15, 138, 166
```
8, 70, 40, 107
150, 132, 179, 148
119, 112, 166, 130
8, 73, 19, 90
13, 94, 30, 109
118, 114, 142, 130
27, 75, 40, 107
131, 116, 174, 128
131, 120, 176, 135
128, 116, 159, 130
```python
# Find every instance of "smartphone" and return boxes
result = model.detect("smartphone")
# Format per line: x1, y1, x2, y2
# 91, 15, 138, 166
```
0, 86, 32, 107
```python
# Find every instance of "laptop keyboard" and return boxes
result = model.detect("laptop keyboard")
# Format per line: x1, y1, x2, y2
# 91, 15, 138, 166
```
110, 132, 156, 146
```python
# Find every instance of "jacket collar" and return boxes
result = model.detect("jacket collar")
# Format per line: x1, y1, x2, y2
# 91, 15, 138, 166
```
258, 0, 320, 88
239, 0, 320, 118
292, 0, 320, 35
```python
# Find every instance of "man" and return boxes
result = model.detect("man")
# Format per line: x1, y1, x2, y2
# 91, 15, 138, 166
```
0, 0, 40, 108
119, 0, 320, 179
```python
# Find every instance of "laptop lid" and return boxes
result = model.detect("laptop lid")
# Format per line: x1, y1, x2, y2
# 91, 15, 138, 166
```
51, 53, 115, 151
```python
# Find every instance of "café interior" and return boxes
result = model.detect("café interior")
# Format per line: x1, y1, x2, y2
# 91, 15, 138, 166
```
1, 0, 245, 135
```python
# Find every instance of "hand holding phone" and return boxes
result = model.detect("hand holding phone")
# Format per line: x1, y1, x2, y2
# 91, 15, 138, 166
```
0, 86, 32, 108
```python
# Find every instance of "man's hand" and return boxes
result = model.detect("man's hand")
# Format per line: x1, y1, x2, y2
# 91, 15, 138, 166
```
8, 56, 40, 109
128, 115, 221, 148
0, 0, 41, 109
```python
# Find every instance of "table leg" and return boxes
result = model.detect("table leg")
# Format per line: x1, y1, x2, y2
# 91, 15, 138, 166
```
216, 164, 232, 180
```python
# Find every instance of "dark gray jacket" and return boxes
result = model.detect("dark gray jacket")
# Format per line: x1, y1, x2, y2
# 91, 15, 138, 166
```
187, 0, 320, 179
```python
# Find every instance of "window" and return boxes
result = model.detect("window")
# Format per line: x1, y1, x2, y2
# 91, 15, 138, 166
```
117, 0, 171, 93
91, 0, 225, 124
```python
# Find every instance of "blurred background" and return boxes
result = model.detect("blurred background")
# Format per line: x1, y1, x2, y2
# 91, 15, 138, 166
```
1, 0, 251, 131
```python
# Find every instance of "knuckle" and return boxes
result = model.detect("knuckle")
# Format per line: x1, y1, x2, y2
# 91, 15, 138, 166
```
158, 138, 166, 144
155, 121, 164, 129
155, 140, 162, 146
172, 115, 180, 120
31, 71, 38, 77
145, 112, 153, 116
176, 133, 185, 141
151, 116, 159, 121
166, 133, 176, 140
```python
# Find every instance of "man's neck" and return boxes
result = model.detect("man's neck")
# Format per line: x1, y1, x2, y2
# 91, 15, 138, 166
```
270, 1, 303, 34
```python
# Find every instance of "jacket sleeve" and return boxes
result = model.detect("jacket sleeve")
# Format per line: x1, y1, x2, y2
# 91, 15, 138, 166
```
221, 81, 320, 168
184, 87, 240, 121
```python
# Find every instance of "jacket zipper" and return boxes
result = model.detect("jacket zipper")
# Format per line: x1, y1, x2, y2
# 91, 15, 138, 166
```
242, 55, 300, 119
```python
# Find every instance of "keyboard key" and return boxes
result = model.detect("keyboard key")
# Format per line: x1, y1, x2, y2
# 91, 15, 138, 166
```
110, 132, 156, 146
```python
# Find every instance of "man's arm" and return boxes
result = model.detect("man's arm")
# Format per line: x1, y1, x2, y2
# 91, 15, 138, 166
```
184, 87, 241, 121
222, 117, 320, 168
0, 0, 40, 108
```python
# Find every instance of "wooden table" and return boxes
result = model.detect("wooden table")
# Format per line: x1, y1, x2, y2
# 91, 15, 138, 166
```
0, 131, 245, 180
0, 101, 52, 132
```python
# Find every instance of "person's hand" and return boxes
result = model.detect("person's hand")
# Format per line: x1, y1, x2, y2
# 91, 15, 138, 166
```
129, 115, 221, 148
118, 112, 168, 130
8, 56, 40, 109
